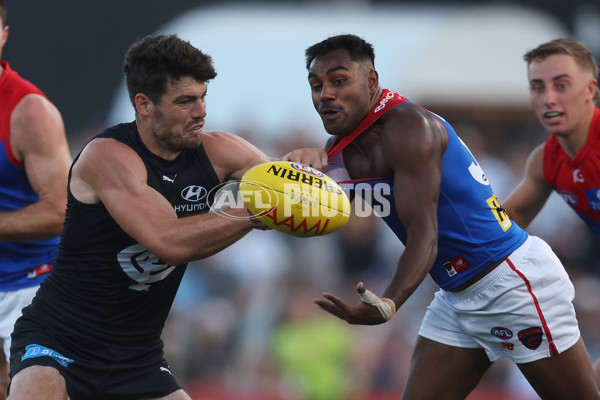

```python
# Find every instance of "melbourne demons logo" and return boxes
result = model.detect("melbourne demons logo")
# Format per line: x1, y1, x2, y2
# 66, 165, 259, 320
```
518, 327, 543, 350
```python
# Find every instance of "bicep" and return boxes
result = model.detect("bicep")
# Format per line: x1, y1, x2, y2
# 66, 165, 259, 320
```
203, 132, 270, 181
385, 113, 443, 239
76, 140, 179, 248
12, 95, 72, 201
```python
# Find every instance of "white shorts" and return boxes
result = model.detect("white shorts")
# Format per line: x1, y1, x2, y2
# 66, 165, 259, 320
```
419, 236, 580, 363
0, 285, 39, 362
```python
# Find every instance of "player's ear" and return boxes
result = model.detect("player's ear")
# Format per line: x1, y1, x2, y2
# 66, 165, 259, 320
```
135, 93, 153, 116
368, 69, 379, 95
1, 25, 8, 48
586, 79, 598, 102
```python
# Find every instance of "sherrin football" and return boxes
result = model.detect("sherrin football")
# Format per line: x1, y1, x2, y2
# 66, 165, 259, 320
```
239, 161, 351, 237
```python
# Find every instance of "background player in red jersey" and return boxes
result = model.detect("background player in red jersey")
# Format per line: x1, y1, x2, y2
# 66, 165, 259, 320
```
0, 1, 71, 398
503, 38, 600, 382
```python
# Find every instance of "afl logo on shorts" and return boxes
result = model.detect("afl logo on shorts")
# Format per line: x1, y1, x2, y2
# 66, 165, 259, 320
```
290, 163, 324, 177
490, 327, 513, 340
181, 185, 207, 202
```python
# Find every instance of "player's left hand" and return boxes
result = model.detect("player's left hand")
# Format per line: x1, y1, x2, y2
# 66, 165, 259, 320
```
281, 148, 328, 171
314, 282, 388, 325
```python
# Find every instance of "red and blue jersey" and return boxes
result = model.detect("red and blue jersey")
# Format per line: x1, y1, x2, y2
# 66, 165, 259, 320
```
0, 61, 58, 289
543, 106, 600, 236
327, 91, 528, 290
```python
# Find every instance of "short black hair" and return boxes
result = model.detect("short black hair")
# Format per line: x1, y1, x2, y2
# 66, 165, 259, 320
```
305, 34, 375, 70
123, 34, 217, 108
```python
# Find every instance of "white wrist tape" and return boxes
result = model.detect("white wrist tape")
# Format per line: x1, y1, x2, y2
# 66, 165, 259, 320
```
359, 289, 396, 321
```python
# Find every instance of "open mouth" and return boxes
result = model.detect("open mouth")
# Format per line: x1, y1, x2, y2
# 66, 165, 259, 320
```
320, 107, 342, 119
543, 111, 563, 120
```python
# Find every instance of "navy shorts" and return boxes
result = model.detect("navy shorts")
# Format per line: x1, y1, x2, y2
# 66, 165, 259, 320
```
9, 317, 182, 400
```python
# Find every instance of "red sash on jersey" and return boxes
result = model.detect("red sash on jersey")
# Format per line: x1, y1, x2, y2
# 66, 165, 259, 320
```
326, 89, 407, 158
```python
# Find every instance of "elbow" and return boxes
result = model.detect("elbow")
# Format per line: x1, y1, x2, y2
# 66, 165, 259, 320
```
429, 236, 438, 265
149, 243, 207, 267
51, 209, 67, 236
152, 246, 190, 267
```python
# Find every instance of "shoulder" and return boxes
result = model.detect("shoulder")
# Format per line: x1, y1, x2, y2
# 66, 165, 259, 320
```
12, 94, 62, 128
379, 102, 447, 154
10, 94, 66, 161
82, 135, 140, 164
200, 131, 269, 180
524, 142, 546, 180
383, 102, 438, 125
528, 142, 546, 168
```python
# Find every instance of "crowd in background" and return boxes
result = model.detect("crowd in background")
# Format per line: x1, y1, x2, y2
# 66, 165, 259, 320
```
79, 114, 597, 400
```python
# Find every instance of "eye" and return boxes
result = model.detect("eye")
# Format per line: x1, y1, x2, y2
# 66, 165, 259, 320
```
529, 84, 544, 94
333, 78, 345, 85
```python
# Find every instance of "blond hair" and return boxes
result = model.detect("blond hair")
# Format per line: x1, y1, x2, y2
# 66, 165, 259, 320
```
524, 38, 600, 103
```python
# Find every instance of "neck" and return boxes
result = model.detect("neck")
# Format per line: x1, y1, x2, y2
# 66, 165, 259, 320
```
371, 87, 384, 107
557, 104, 597, 159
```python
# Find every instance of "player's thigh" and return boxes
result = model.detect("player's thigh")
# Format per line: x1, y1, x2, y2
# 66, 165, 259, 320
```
518, 337, 600, 400
401, 335, 492, 400
0, 348, 7, 400
7, 365, 68, 400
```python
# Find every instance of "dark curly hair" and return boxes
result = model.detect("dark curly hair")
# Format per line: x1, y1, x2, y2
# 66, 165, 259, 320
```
305, 34, 375, 70
123, 34, 217, 108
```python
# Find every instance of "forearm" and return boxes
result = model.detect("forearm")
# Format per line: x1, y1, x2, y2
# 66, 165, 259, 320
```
0, 200, 66, 241
150, 207, 256, 266
382, 239, 437, 308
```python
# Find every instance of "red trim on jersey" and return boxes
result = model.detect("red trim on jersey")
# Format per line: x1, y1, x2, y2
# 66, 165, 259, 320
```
326, 89, 407, 159
506, 257, 559, 356
542, 107, 600, 224
0, 61, 47, 168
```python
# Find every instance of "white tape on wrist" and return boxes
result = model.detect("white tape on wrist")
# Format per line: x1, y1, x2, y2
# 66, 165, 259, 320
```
359, 289, 396, 321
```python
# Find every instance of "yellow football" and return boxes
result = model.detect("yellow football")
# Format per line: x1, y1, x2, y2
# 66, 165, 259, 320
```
239, 161, 351, 237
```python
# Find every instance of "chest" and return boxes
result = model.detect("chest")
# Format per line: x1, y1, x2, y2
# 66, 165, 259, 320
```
342, 130, 391, 180
144, 153, 220, 218
548, 152, 600, 213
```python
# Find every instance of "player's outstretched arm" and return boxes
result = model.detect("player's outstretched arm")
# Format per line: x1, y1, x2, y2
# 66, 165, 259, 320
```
71, 137, 258, 267
378, 104, 443, 309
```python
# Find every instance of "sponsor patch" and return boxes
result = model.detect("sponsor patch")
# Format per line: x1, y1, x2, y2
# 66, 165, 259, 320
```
22, 344, 74, 367
517, 327, 543, 350
584, 188, 600, 211
443, 255, 469, 277
27, 263, 51, 279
